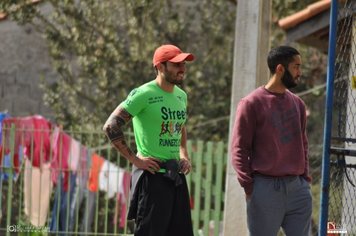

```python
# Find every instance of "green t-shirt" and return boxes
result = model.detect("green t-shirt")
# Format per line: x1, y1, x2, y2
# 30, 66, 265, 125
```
120, 80, 187, 161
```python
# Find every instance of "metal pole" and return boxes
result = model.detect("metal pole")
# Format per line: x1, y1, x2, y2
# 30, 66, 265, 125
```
319, 0, 338, 235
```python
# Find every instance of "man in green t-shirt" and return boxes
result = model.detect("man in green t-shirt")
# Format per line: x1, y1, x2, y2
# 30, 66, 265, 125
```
103, 44, 195, 236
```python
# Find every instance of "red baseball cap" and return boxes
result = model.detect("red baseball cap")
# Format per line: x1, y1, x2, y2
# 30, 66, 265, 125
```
152, 44, 195, 66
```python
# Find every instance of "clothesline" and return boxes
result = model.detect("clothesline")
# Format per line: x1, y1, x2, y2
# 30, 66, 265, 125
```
0, 113, 131, 232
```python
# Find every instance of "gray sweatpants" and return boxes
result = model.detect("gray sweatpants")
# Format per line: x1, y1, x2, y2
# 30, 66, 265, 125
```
247, 175, 312, 236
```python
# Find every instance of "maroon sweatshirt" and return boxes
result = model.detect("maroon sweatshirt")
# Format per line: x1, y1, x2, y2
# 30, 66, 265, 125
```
230, 86, 311, 195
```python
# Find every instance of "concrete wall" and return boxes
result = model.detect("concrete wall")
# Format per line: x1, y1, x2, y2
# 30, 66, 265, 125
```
0, 20, 57, 118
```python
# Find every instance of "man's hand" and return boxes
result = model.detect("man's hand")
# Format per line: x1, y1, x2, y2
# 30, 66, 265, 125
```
179, 158, 192, 175
132, 155, 161, 174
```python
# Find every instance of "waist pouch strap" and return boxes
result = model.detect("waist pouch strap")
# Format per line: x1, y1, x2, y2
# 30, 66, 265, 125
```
159, 159, 182, 186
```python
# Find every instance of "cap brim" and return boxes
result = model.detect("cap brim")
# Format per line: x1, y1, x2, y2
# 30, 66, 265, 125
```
168, 53, 195, 63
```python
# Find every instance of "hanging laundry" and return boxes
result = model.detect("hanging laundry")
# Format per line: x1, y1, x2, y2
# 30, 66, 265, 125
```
51, 127, 71, 191
68, 138, 81, 172
0, 112, 10, 144
23, 158, 52, 227
99, 160, 122, 198
77, 145, 89, 185
69, 152, 103, 233
87, 153, 105, 192
98, 160, 131, 229
0, 146, 23, 181
49, 173, 77, 233
1, 115, 52, 168
114, 170, 131, 229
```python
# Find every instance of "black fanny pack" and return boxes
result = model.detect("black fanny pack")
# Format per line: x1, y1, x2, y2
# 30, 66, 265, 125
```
159, 159, 182, 186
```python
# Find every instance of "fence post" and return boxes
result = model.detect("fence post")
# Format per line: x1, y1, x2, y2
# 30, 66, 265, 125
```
214, 141, 225, 236
5, 124, 16, 236
192, 140, 204, 235
203, 142, 213, 236
319, 0, 338, 235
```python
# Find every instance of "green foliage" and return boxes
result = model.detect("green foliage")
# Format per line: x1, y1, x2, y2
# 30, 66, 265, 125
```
0, 0, 327, 144
0, 0, 236, 141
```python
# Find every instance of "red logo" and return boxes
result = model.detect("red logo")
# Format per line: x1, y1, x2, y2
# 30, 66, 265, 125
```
327, 221, 347, 235
327, 222, 337, 236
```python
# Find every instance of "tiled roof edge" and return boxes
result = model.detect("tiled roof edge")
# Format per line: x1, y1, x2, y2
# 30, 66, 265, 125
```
278, 0, 331, 30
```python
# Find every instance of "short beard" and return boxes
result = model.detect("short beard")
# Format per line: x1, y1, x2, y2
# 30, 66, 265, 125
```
161, 64, 183, 85
281, 68, 297, 89
166, 78, 183, 85
165, 73, 183, 85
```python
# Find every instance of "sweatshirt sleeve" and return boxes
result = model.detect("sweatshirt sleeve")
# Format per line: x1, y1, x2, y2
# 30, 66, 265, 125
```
300, 101, 312, 182
230, 99, 255, 195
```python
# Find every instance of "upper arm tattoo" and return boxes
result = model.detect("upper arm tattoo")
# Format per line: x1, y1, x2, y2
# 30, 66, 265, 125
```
104, 107, 133, 142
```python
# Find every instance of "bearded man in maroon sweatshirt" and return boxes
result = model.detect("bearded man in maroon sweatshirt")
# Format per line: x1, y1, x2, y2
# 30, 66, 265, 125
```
230, 45, 312, 236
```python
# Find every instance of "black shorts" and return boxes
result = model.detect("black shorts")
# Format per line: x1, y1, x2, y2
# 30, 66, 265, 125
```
129, 172, 193, 236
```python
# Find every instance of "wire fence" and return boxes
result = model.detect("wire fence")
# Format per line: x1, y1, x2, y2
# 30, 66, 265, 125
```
0, 123, 227, 236
0, 125, 330, 235
321, 0, 356, 235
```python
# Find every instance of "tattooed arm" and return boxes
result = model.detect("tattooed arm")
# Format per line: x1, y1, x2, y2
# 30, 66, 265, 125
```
103, 106, 160, 174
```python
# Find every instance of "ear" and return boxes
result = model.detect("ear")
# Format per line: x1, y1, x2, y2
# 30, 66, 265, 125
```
156, 63, 164, 72
276, 64, 285, 74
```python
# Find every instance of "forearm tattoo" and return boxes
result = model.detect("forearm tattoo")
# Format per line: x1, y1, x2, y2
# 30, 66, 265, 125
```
104, 108, 132, 142
105, 116, 124, 142
113, 139, 136, 158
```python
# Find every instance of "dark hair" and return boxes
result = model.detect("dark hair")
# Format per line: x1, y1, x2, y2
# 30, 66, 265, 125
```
154, 61, 167, 75
267, 46, 300, 74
